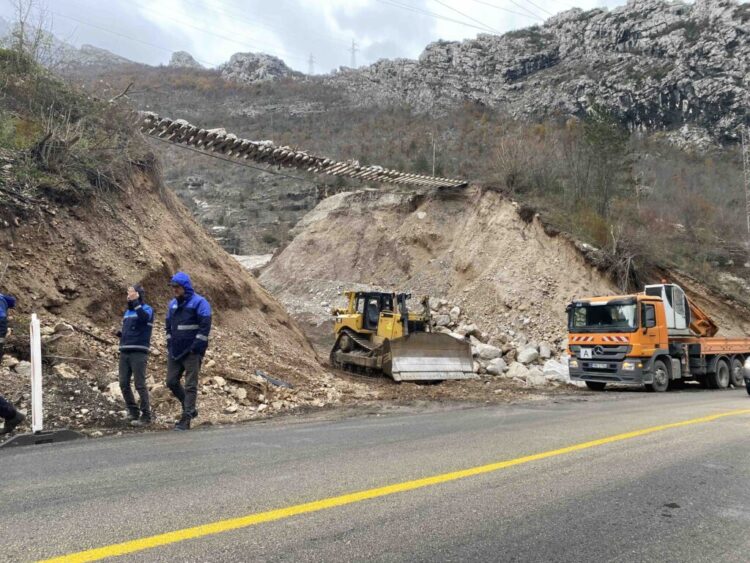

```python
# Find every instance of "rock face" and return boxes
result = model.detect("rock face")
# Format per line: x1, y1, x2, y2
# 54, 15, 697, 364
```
220, 52, 299, 83
169, 51, 203, 69
328, 0, 750, 141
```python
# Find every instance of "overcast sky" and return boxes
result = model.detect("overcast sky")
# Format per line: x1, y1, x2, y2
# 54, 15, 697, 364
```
0, 0, 630, 73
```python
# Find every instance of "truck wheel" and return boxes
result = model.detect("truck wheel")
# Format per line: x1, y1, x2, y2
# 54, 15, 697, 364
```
585, 381, 606, 391
730, 358, 745, 388
645, 360, 669, 392
708, 360, 730, 390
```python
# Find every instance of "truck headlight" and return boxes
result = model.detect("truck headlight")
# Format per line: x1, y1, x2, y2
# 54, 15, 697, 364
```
569, 359, 579, 369
622, 361, 635, 371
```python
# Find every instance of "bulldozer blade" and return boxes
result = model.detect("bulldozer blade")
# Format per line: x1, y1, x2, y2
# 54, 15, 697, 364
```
383, 333, 475, 382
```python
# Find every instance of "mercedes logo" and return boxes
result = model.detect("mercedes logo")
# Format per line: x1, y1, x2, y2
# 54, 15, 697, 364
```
594, 346, 604, 356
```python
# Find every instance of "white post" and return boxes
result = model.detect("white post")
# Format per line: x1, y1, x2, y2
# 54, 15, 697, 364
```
30, 313, 43, 433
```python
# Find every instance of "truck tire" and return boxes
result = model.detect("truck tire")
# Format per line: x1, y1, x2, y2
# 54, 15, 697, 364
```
645, 359, 669, 392
585, 381, 606, 391
730, 358, 745, 388
708, 359, 730, 390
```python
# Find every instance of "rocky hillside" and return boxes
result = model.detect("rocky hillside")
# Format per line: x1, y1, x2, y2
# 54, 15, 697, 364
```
0, 50, 352, 437
329, 0, 749, 142
220, 52, 300, 83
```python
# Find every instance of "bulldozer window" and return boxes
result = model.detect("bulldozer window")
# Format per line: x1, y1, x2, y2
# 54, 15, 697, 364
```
365, 299, 381, 330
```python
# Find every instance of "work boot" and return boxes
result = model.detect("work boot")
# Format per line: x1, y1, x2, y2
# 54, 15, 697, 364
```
175, 409, 197, 423
127, 409, 140, 422
131, 413, 152, 428
1, 411, 26, 435
174, 413, 191, 431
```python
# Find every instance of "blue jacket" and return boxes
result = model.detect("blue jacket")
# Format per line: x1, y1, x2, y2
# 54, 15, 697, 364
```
166, 272, 211, 360
119, 286, 154, 353
0, 293, 16, 341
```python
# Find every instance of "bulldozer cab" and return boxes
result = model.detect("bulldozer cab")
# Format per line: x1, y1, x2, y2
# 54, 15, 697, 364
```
355, 292, 395, 331
331, 290, 474, 381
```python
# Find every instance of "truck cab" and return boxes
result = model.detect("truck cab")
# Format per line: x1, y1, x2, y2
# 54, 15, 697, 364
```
568, 283, 748, 391
568, 293, 670, 389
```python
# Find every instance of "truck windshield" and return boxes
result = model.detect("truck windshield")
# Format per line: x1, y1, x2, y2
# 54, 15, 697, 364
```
568, 303, 638, 333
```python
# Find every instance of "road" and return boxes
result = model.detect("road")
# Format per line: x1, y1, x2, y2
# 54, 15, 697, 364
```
2, 389, 750, 562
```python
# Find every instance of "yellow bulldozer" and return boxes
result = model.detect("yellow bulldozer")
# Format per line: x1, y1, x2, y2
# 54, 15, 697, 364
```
329, 291, 475, 382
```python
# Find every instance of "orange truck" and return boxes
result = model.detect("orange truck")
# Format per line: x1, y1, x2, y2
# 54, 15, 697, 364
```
566, 283, 750, 392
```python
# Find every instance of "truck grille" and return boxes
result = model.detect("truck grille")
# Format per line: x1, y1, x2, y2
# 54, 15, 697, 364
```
570, 344, 631, 361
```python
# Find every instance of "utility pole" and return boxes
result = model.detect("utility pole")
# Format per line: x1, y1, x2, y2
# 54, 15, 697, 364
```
742, 127, 750, 236
307, 53, 314, 76
429, 132, 436, 176
349, 39, 358, 68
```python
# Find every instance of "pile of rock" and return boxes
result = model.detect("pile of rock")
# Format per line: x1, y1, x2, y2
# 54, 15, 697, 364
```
430, 298, 570, 387
0, 312, 346, 438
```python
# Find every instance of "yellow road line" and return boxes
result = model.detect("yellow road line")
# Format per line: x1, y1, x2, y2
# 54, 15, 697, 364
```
42, 408, 750, 563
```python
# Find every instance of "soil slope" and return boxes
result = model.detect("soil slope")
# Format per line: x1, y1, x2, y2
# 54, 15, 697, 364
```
261, 186, 750, 349
0, 159, 337, 436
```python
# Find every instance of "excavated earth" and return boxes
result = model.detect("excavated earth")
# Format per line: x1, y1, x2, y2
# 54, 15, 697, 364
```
0, 166, 587, 445
0, 163, 347, 442
261, 186, 750, 356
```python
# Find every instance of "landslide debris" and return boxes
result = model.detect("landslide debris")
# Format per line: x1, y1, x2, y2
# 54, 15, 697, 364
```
0, 49, 343, 439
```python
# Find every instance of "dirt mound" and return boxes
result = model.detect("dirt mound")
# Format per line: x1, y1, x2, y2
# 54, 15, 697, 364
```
0, 161, 340, 436
261, 186, 750, 350
262, 187, 615, 346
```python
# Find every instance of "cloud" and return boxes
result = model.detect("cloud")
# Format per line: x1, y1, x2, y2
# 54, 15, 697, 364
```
0, 0, 633, 72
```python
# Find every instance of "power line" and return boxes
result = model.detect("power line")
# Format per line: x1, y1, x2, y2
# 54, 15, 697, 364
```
524, 0, 556, 17
180, 0, 353, 49
468, 0, 544, 21
374, 0, 510, 32
126, 0, 308, 65
50, 11, 223, 67
148, 135, 315, 184
430, 0, 502, 33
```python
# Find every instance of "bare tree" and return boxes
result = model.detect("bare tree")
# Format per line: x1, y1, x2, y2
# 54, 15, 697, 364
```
2, 0, 54, 68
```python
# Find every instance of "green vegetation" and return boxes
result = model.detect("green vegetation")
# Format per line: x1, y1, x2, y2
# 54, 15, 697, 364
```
0, 48, 152, 210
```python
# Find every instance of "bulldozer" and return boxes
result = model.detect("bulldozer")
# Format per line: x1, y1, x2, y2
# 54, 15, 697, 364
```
329, 291, 474, 382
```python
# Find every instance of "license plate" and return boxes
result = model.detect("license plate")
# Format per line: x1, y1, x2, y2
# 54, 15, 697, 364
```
591, 362, 608, 369
580, 348, 593, 359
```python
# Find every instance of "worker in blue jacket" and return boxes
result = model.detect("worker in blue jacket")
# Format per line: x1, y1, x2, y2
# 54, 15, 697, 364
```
1, 291, 25, 435
165, 272, 211, 431
117, 284, 154, 426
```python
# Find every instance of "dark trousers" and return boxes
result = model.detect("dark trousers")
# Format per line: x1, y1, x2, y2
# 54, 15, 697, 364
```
167, 353, 202, 417
119, 351, 150, 417
0, 344, 14, 421
0, 394, 16, 421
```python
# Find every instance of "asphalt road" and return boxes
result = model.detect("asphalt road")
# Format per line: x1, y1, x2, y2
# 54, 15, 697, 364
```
2, 389, 750, 562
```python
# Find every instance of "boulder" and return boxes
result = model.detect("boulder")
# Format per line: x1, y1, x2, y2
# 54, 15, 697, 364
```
517, 347, 540, 365
105, 382, 123, 400
486, 357, 507, 376
526, 368, 546, 387
473, 342, 502, 361
449, 306, 461, 323
539, 342, 552, 360
506, 362, 529, 380
53, 363, 78, 380
434, 314, 451, 327
456, 323, 478, 337
543, 358, 570, 383
13, 361, 32, 378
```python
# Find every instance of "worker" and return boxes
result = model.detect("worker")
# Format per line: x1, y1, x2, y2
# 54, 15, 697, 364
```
165, 272, 211, 431
1, 290, 25, 435
117, 284, 154, 427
